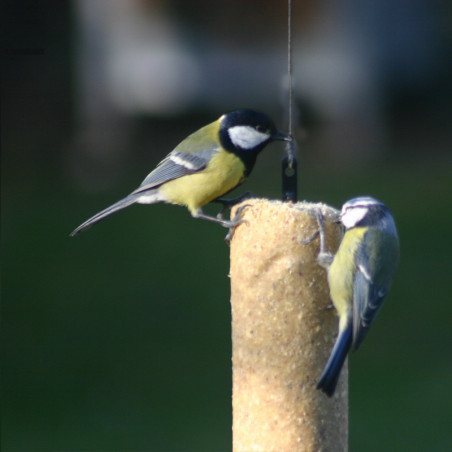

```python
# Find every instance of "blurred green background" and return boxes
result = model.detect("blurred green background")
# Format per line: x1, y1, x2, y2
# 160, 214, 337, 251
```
3, 1, 452, 451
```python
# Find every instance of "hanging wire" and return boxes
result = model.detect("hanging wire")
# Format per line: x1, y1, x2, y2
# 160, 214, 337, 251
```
287, 0, 294, 145
282, 0, 298, 202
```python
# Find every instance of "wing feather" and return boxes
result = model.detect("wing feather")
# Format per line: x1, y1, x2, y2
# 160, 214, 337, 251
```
131, 119, 221, 195
352, 229, 397, 349
132, 148, 218, 195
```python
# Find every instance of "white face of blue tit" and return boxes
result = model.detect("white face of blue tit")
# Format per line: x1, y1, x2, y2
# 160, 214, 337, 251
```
341, 206, 369, 229
340, 197, 382, 229
227, 125, 271, 150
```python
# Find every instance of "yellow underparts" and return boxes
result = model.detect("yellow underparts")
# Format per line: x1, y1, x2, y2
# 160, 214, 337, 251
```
328, 226, 367, 321
158, 150, 247, 216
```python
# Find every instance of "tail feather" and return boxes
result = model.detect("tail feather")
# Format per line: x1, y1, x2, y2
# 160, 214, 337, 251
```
70, 194, 140, 236
316, 324, 353, 397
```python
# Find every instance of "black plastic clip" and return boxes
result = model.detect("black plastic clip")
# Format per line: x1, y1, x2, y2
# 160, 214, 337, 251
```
282, 154, 297, 202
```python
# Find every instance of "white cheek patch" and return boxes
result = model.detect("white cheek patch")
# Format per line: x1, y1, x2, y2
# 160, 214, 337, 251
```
228, 125, 270, 149
341, 207, 368, 229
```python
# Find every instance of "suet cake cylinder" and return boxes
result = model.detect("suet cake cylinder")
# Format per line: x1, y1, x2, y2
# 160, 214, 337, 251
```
230, 199, 346, 451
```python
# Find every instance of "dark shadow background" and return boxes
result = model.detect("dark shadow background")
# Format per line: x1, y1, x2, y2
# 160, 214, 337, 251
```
3, 1, 452, 450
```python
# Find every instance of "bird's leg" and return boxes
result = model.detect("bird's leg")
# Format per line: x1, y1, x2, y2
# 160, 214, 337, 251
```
213, 192, 253, 219
299, 209, 324, 246
306, 210, 335, 310
314, 210, 334, 270
298, 208, 336, 310
297, 207, 335, 268
194, 204, 250, 229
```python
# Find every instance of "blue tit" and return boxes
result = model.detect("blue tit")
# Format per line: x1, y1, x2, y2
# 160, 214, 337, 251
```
70, 110, 290, 236
315, 197, 400, 396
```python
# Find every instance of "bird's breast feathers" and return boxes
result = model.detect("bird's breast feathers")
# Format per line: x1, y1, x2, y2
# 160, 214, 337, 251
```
159, 150, 246, 215
328, 227, 368, 316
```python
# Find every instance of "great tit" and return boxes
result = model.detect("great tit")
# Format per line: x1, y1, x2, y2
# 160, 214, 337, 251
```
70, 110, 290, 236
315, 197, 399, 396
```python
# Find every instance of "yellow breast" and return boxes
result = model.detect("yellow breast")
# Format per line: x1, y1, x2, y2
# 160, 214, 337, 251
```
328, 227, 367, 318
159, 151, 246, 215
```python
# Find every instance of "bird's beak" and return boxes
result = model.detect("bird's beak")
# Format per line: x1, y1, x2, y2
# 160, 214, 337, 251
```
329, 210, 342, 224
273, 131, 292, 142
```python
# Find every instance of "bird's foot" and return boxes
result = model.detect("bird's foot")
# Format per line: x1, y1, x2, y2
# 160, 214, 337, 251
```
224, 204, 250, 243
301, 230, 319, 245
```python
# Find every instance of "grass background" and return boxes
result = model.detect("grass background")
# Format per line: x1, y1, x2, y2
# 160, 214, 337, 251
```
3, 2, 452, 450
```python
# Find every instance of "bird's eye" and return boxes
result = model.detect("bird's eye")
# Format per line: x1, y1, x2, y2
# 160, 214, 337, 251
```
256, 125, 267, 133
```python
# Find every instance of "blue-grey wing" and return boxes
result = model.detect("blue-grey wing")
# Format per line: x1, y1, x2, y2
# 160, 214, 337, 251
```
352, 229, 399, 349
352, 269, 386, 349
132, 148, 218, 195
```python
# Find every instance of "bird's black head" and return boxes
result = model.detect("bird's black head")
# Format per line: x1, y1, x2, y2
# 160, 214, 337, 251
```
219, 109, 290, 175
